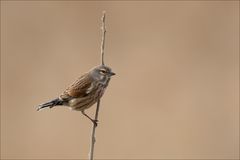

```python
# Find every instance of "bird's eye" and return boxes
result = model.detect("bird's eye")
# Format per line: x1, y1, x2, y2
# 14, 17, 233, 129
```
100, 70, 106, 74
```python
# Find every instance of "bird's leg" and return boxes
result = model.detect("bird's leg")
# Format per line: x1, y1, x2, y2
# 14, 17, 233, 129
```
81, 111, 98, 126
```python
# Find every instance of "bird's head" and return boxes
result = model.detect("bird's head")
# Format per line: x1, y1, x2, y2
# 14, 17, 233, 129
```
90, 65, 115, 83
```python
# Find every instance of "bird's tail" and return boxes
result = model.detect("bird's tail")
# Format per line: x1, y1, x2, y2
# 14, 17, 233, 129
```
37, 98, 63, 111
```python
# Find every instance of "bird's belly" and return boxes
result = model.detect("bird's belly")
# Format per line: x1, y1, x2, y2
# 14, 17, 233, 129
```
68, 97, 97, 111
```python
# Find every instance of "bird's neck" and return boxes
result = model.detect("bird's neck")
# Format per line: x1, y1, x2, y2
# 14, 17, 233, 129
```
99, 76, 110, 86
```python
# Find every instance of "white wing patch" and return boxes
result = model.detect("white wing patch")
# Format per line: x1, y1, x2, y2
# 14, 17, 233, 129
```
86, 83, 94, 94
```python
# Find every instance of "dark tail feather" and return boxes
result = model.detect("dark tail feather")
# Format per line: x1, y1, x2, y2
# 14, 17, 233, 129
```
37, 98, 63, 111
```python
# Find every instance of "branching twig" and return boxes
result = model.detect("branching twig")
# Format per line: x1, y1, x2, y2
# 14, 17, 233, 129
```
89, 11, 107, 160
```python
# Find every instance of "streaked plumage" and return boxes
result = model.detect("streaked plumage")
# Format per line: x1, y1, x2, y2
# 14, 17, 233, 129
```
37, 65, 115, 125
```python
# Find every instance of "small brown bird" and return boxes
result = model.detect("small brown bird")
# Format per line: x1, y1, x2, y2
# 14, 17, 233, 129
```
37, 65, 115, 125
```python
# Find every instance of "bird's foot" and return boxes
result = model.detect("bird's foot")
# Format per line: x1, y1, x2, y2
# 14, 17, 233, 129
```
92, 119, 98, 126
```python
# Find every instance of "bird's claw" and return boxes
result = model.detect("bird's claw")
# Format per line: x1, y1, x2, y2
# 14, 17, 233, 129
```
92, 119, 98, 126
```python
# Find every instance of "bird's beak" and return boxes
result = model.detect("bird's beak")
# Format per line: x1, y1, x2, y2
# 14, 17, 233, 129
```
109, 71, 116, 76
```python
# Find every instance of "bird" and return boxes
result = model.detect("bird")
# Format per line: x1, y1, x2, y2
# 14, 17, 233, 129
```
36, 65, 115, 125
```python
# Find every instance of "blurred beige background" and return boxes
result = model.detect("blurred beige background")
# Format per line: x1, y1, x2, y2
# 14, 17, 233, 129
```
1, 1, 239, 159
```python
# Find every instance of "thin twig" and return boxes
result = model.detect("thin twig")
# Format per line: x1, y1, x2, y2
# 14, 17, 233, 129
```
89, 11, 107, 160
89, 99, 100, 160
101, 11, 106, 66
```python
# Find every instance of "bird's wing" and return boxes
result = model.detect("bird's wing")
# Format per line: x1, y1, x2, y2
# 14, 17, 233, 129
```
60, 73, 93, 100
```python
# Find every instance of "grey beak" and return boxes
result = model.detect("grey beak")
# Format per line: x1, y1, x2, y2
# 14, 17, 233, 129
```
110, 72, 116, 76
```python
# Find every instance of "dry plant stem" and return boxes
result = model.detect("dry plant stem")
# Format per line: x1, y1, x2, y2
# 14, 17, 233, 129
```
101, 11, 106, 66
89, 99, 100, 160
89, 11, 107, 160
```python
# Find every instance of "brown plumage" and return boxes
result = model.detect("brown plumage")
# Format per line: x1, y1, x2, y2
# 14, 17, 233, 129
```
37, 65, 115, 125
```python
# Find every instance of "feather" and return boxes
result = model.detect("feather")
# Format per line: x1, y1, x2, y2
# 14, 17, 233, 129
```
60, 73, 94, 100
